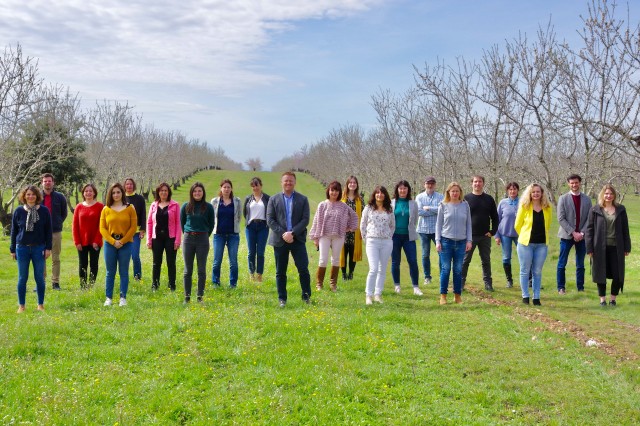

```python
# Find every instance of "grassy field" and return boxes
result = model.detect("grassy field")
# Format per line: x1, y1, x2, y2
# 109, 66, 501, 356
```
1, 170, 639, 425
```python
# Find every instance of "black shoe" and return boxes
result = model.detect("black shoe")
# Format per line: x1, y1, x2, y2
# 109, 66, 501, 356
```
169, 285, 176, 292
577, 288, 585, 292
348, 272, 353, 281
303, 297, 311, 305
485, 284, 494, 292
506, 281, 513, 288
184, 296, 191, 304
278, 299, 286, 308
600, 301, 607, 307
342, 272, 347, 281
522, 297, 530, 304
609, 300, 617, 306
134, 274, 141, 281
533, 299, 541, 306
197, 296, 203, 303
52, 283, 61, 290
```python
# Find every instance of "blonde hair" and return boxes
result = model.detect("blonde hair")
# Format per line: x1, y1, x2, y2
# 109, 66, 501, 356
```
443, 182, 463, 203
519, 183, 550, 209
597, 184, 618, 207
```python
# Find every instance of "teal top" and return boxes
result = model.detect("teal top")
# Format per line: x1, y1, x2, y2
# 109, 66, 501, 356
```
180, 201, 215, 235
394, 198, 410, 235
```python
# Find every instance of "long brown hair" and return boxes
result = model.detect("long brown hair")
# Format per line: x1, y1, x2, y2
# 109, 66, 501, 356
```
186, 182, 207, 214
367, 186, 392, 212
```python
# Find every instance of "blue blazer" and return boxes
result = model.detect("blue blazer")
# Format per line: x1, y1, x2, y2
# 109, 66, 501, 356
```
266, 191, 310, 247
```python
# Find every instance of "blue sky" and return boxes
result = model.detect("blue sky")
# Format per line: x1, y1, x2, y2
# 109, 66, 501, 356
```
1, 0, 635, 168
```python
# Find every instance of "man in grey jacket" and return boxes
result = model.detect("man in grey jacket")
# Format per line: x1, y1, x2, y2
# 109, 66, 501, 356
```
266, 171, 311, 307
556, 174, 592, 294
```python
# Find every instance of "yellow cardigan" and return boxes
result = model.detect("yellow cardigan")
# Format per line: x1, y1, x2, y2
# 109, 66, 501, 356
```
340, 194, 363, 265
100, 205, 138, 246
514, 204, 552, 246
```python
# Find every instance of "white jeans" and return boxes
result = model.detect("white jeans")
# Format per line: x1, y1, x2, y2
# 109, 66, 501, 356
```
365, 238, 393, 296
318, 235, 345, 267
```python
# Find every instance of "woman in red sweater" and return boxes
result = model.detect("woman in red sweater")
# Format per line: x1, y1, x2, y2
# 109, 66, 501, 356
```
72, 183, 104, 288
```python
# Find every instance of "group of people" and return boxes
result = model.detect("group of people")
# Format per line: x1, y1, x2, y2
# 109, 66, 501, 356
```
9, 171, 631, 311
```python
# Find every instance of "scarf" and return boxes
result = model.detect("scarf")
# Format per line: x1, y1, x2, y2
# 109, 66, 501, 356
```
24, 204, 40, 232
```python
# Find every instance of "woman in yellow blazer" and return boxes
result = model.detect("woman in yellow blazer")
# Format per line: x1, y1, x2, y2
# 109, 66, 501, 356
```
340, 176, 364, 281
514, 183, 552, 306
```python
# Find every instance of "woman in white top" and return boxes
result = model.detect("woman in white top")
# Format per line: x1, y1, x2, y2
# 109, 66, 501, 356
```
360, 185, 395, 305
243, 177, 270, 282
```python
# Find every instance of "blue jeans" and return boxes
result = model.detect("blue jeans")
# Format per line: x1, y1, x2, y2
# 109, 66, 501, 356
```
439, 237, 466, 295
391, 234, 420, 287
16, 244, 46, 305
245, 220, 269, 274
212, 233, 240, 287
556, 238, 586, 291
500, 235, 517, 264
419, 232, 437, 279
131, 232, 142, 279
273, 240, 311, 302
517, 243, 547, 299
104, 241, 132, 299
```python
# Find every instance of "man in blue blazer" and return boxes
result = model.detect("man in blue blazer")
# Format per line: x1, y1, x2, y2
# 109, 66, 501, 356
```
266, 171, 311, 307
556, 174, 592, 294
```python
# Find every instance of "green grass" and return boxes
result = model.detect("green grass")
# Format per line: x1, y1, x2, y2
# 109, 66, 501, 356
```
1, 170, 639, 424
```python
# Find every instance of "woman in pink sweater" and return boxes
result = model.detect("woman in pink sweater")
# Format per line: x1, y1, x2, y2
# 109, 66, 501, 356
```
72, 183, 104, 288
309, 181, 358, 292
146, 182, 182, 292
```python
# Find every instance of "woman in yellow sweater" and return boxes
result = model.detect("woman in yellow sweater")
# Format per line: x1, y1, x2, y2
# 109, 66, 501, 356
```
514, 183, 552, 306
100, 182, 138, 307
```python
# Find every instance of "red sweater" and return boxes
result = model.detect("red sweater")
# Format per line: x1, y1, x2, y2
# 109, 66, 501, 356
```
72, 202, 104, 247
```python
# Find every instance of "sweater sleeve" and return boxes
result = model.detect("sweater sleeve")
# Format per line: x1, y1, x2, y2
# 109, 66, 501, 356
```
123, 205, 138, 242
72, 205, 81, 246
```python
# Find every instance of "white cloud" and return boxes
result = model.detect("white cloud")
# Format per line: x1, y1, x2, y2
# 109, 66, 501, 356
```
0, 0, 383, 95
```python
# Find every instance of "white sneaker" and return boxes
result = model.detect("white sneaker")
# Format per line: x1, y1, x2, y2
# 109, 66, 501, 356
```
103, 298, 112, 306
374, 295, 383, 304
394, 285, 401, 294
424, 277, 431, 286
119, 297, 127, 307
413, 287, 423, 296
365, 296, 373, 305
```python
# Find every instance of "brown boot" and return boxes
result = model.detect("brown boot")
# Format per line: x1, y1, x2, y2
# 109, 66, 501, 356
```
439, 294, 447, 305
454, 293, 462, 304
329, 266, 340, 292
316, 267, 327, 290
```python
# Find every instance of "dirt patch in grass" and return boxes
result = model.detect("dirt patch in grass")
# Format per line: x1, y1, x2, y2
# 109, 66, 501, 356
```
466, 287, 639, 362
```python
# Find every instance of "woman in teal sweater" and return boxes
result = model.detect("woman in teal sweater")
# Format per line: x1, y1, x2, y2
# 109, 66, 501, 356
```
180, 182, 215, 303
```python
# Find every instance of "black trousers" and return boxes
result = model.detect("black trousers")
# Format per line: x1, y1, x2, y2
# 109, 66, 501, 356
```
78, 245, 101, 287
152, 233, 177, 289
597, 245, 621, 296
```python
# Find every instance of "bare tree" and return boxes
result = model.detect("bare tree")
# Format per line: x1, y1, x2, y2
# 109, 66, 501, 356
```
245, 157, 263, 171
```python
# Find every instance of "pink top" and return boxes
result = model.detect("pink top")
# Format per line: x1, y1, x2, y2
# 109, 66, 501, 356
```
72, 202, 104, 247
309, 200, 358, 241
146, 200, 182, 246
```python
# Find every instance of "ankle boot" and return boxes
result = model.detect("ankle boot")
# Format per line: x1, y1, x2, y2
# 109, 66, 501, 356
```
454, 293, 462, 304
439, 294, 447, 305
329, 266, 340, 292
503, 263, 513, 288
316, 267, 327, 290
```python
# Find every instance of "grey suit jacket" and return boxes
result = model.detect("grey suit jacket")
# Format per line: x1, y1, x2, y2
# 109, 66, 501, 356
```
556, 191, 592, 239
266, 191, 310, 247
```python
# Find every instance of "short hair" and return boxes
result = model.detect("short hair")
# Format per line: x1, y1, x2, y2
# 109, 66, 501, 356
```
367, 186, 392, 212
154, 182, 172, 202
325, 181, 342, 199
124, 177, 137, 191
567, 174, 582, 182
41, 173, 54, 181
105, 182, 127, 207
393, 180, 413, 200
505, 182, 520, 191
19, 185, 43, 204
597, 184, 618, 207
443, 182, 464, 203
281, 171, 296, 180
250, 177, 263, 187
519, 183, 551, 209
471, 175, 485, 184
81, 183, 98, 201
218, 179, 234, 199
